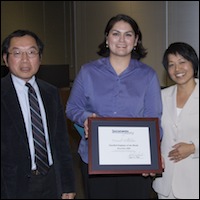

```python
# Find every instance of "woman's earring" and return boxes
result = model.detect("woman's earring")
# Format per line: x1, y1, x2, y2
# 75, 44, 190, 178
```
106, 42, 109, 48
133, 47, 136, 50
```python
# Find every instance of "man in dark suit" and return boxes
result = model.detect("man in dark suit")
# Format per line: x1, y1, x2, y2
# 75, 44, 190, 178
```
1, 30, 76, 199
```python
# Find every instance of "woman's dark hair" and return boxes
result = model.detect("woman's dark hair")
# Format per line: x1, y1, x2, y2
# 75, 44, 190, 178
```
97, 14, 147, 60
162, 42, 199, 78
1, 29, 44, 60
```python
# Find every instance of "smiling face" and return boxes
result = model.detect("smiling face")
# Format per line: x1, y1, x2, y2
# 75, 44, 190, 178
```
106, 20, 138, 58
3, 35, 41, 82
167, 53, 195, 86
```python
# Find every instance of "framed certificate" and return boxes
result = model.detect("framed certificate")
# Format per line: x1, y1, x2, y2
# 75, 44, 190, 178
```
88, 117, 162, 174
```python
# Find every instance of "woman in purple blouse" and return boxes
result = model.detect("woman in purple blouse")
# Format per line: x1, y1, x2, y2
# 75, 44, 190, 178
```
66, 14, 162, 199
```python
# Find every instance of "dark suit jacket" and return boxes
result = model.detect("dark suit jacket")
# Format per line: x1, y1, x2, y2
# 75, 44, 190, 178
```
1, 73, 75, 199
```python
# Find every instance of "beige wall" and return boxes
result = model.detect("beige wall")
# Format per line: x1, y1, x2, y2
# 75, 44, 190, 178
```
1, 1, 75, 80
1, 1, 73, 64
1, 1, 199, 86
72, 1, 199, 86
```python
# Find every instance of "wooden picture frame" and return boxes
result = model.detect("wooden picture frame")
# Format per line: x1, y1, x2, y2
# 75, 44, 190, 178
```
88, 117, 162, 174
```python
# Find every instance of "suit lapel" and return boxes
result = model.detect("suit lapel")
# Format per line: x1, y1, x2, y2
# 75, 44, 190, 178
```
2, 75, 30, 151
37, 81, 55, 141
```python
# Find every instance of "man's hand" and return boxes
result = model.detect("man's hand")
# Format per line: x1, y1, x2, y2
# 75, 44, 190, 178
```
61, 192, 76, 199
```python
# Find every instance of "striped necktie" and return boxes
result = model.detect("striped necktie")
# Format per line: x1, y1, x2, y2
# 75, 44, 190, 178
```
26, 82, 49, 175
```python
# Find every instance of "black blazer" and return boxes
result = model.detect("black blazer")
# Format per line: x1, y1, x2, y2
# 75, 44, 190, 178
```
1, 73, 75, 199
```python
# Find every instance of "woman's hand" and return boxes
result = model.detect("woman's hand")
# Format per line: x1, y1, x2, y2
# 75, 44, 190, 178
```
168, 142, 195, 162
142, 155, 165, 177
84, 113, 97, 138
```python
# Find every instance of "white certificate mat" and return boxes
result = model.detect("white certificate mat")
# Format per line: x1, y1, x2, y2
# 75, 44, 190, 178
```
88, 117, 162, 174
98, 126, 151, 165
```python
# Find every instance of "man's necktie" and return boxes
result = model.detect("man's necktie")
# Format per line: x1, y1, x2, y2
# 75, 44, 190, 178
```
26, 82, 49, 175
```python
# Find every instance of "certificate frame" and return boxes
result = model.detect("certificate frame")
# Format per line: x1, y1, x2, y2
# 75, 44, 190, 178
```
88, 117, 162, 175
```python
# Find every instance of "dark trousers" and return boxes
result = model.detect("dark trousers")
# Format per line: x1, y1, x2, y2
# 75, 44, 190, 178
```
81, 159, 152, 199
22, 166, 58, 199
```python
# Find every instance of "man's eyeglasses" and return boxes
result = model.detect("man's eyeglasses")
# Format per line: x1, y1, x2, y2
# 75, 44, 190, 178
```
8, 49, 39, 58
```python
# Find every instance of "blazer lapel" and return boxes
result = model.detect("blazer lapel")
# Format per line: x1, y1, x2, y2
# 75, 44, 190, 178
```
179, 78, 199, 116
163, 85, 178, 124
